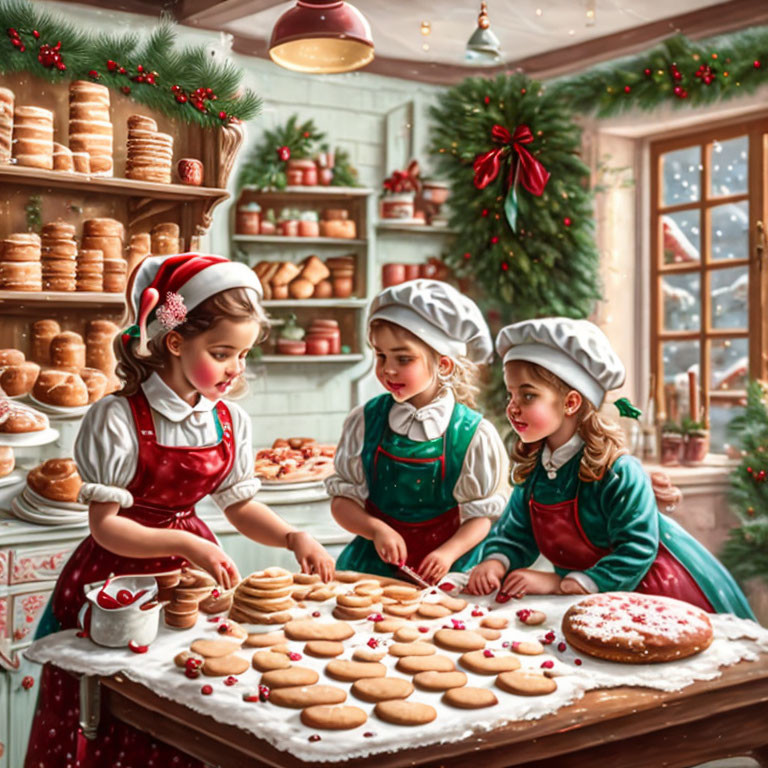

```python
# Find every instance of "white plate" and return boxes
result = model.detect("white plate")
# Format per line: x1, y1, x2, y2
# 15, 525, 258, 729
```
0, 427, 60, 447
22, 486, 88, 513
0, 469, 25, 488
27, 395, 90, 418
14, 491, 86, 521
10, 495, 87, 526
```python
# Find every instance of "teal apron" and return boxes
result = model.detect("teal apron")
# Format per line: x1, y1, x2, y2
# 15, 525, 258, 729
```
335, 394, 484, 579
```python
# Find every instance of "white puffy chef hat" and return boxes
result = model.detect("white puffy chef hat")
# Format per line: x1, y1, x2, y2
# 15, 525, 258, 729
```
368, 279, 493, 364
495, 317, 625, 407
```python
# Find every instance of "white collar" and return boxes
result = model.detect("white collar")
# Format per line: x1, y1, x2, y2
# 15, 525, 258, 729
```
141, 372, 217, 423
541, 433, 584, 477
388, 387, 454, 441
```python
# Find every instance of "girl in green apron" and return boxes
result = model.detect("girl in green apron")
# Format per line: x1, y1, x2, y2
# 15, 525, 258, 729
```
467, 317, 754, 620
326, 279, 508, 584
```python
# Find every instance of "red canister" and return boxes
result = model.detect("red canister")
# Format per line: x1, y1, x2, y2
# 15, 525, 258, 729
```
403, 264, 421, 281
177, 158, 203, 186
308, 320, 341, 354
305, 336, 330, 355
382, 263, 406, 287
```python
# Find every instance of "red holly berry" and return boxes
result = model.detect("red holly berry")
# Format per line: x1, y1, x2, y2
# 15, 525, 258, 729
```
463, 252, 471, 260
471, 609, 483, 617
224, 676, 238, 686
32, 30, 39, 39
644, 68, 652, 76
312, 611, 321, 618
146, 73, 156, 85
501, 262, 509, 271
218, 110, 227, 120
88, 70, 100, 79
201, 684, 213, 695
490, 235, 499, 244
171, 84, 181, 92
308, 734, 321, 742
483, 96, 490, 105
367, 638, 379, 649
121, 86, 131, 94
185, 658, 202, 671
303, 131, 311, 138
128, 640, 148, 653
563, 217, 572, 226
624, 85, 631, 93
574, 658, 583, 666
107, 59, 117, 71
22, 676, 34, 689
363, 731, 375, 738
7, 28, 18, 37
176, 93, 188, 103
755, 60, 761, 69
119, 66, 126, 74
557, 642, 567, 652
481, 208, 488, 217
418, 626, 429, 633
185, 666, 201, 679
288, 652, 302, 661
137, 64, 144, 72
541, 660, 554, 669
482, 649, 494, 658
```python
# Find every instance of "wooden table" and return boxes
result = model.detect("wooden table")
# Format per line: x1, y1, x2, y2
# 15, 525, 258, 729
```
96, 653, 768, 768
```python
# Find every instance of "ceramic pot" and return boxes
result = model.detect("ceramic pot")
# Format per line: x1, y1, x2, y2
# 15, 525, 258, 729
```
660, 433, 684, 466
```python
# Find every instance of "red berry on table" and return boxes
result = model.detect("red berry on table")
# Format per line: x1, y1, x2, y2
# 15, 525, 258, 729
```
185, 658, 202, 671
483, 650, 494, 658
21, 676, 34, 690
367, 638, 379, 649
312, 611, 321, 618
418, 626, 429, 633
208, 616, 222, 623
308, 734, 321, 742
201, 684, 213, 695
121, 86, 131, 94
185, 666, 201, 679
541, 660, 554, 669
289, 652, 302, 661
574, 658, 583, 666
224, 676, 238, 686
128, 640, 148, 653
363, 731, 375, 738
557, 642, 567, 652
471, 609, 483, 617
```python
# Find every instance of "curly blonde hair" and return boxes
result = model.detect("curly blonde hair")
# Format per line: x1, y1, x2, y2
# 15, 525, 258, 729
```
509, 361, 627, 484
368, 319, 482, 409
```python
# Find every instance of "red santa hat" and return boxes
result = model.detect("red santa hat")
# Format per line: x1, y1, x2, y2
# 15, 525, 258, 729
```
126, 252, 263, 356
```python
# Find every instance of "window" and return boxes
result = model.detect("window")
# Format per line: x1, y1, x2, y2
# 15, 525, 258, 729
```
650, 118, 768, 452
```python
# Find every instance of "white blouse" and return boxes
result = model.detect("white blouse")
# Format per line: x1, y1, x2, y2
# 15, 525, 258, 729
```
75, 372, 260, 512
325, 389, 509, 522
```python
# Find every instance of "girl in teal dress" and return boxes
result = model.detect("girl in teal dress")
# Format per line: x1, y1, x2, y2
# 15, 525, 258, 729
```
467, 317, 754, 620
326, 279, 508, 584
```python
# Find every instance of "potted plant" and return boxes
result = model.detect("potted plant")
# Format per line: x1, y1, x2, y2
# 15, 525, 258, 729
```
660, 422, 684, 466
682, 417, 710, 465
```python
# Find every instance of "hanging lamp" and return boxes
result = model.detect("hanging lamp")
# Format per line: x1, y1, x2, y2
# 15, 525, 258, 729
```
269, 0, 375, 74
465, 1, 501, 64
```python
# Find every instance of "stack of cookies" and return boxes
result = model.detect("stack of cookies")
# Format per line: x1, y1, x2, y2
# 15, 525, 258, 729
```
126, 115, 173, 183
52, 142, 74, 172
332, 579, 385, 621
82, 217, 126, 293
127, 232, 150, 277
0, 87, 14, 163
164, 568, 215, 629
12, 106, 54, 169
150, 222, 180, 255
229, 567, 297, 626
41, 221, 77, 292
76, 248, 103, 292
69, 80, 113, 176
85, 319, 120, 390
0, 233, 42, 291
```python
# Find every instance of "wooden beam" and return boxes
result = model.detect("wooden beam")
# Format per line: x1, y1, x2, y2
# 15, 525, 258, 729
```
177, 0, 284, 26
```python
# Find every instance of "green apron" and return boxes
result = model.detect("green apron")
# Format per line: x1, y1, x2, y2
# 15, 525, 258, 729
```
335, 394, 484, 578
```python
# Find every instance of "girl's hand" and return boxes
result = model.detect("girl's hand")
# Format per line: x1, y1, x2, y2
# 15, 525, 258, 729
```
183, 538, 240, 589
418, 548, 454, 585
287, 531, 335, 582
501, 569, 562, 599
559, 576, 589, 595
372, 525, 407, 566
466, 559, 507, 595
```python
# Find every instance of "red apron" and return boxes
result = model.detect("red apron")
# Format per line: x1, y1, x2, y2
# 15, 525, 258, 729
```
529, 492, 714, 611
25, 388, 235, 768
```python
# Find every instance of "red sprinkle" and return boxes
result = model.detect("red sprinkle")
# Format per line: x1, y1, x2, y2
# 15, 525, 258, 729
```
440, 583, 455, 592
308, 734, 321, 742
201, 684, 213, 695
312, 611, 321, 618
368, 614, 384, 622
208, 616, 222, 623
574, 659, 583, 666
516, 609, 532, 622
495, 592, 511, 604
557, 642, 567, 652
224, 676, 238, 686
185, 667, 201, 679
363, 731, 375, 738
541, 660, 554, 669
483, 650, 494, 658
471, 609, 483, 617
289, 652, 302, 661
367, 638, 379, 649
418, 626, 429, 633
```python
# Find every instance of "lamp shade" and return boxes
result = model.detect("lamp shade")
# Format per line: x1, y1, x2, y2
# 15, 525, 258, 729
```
269, 0, 375, 74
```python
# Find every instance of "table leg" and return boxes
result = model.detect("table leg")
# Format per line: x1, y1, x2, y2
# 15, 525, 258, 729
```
79, 675, 101, 740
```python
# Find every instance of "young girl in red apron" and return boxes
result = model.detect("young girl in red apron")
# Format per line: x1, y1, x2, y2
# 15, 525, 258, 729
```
25, 253, 335, 768
327, 279, 508, 585
467, 317, 754, 620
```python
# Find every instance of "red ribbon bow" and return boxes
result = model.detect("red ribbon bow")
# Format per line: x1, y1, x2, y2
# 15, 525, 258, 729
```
383, 159, 422, 194
473, 124, 550, 196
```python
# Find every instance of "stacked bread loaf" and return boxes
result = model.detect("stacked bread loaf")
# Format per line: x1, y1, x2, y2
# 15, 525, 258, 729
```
41, 221, 77, 292
85, 319, 120, 390
12, 106, 54, 169
150, 221, 180, 255
127, 232, 151, 277
0, 233, 42, 291
30, 319, 60, 365
52, 142, 74, 172
126, 115, 173, 183
0, 348, 39, 397
76, 248, 103, 292
50, 330, 85, 372
82, 217, 126, 292
0, 87, 14, 163
69, 80, 113, 176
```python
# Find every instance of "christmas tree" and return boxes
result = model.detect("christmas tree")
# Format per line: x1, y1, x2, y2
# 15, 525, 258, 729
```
721, 380, 768, 585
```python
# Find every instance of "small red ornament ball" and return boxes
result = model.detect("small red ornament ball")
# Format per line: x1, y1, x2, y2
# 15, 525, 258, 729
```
674, 86, 682, 95
501, 262, 509, 271
22, 676, 34, 690
463, 252, 471, 260
484, 96, 490, 105
175, 93, 188, 103
520, 88, 527, 94
563, 217, 572, 227
106, 59, 117, 71
644, 68, 652, 76
121, 86, 131, 94
481, 208, 488, 217
755, 60, 762, 69
32, 29, 40, 39
624, 85, 631, 93
218, 110, 227, 120
277, 145, 291, 161
88, 70, 99, 79
490, 235, 499, 244
302, 131, 310, 138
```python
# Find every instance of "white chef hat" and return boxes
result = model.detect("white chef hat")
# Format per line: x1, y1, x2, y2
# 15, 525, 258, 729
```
368, 279, 493, 364
495, 317, 625, 408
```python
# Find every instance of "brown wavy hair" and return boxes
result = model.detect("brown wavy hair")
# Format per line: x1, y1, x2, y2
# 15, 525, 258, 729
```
114, 287, 270, 398
508, 361, 627, 485
368, 319, 481, 409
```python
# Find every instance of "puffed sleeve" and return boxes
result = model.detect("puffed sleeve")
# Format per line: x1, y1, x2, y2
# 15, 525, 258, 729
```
324, 405, 368, 505
211, 401, 261, 511
478, 481, 540, 570
576, 455, 659, 592
453, 418, 509, 523
74, 395, 138, 508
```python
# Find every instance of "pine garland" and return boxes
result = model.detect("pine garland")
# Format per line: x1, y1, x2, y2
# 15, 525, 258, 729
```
721, 380, 768, 585
0, 0, 260, 128
557, 27, 768, 117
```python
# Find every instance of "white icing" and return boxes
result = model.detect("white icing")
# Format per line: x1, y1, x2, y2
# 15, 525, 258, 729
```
25, 591, 768, 764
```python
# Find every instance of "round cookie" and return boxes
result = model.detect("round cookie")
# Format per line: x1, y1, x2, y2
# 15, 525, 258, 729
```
235, 594, 295, 613
382, 585, 420, 601
293, 572, 322, 585
517, 609, 547, 626
354, 581, 384, 598
301, 704, 367, 731
388, 642, 435, 658
305, 640, 345, 658
251, 651, 292, 672
237, 584, 294, 599
434, 629, 486, 652
351, 677, 414, 703
190, 639, 242, 658
413, 670, 467, 691
383, 603, 420, 618
477, 628, 502, 641
245, 631, 286, 648
261, 666, 319, 689
375, 700, 436, 726
396, 654, 455, 674
245, 567, 293, 589
269, 685, 347, 709
325, 660, 386, 682
337, 593, 374, 608
443, 687, 498, 709
440, 595, 468, 612
353, 647, 387, 662
202, 654, 250, 677
307, 586, 338, 601
174, 650, 203, 668
333, 604, 379, 621
417, 603, 452, 619
284, 619, 355, 642
459, 650, 521, 675
373, 618, 407, 633
496, 669, 558, 696
335, 570, 363, 583
481, 616, 509, 630
510, 640, 544, 656
393, 626, 421, 643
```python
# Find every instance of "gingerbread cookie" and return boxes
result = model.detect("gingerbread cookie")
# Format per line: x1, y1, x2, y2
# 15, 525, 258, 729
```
382, 585, 420, 601
293, 572, 322, 585
413, 670, 467, 691
440, 595, 468, 613
251, 651, 292, 672
337, 593, 374, 608
190, 638, 242, 658
300, 704, 368, 731
459, 650, 521, 675
269, 685, 347, 709
516, 609, 547, 626
374, 700, 436, 726
333, 604, 379, 621
353, 647, 387, 662
383, 603, 420, 618
396, 654, 455, 674
174, 650, 203, 668
305, 640, 345, 658
434, 629, 486, 652
351, 676, 414, 703
325, 660, 387, 682
307, 585, 338, 601
202, 654, 249, 677
481, 616, 509, 630
284, 619, 355, 642
373, 618, 406, 633
477, 628, 501, 641
416, 603, 452, 619
496, 669, 557, 696
393, 626, 422, 643
388, 642, 435, 658
261, 666, 319, 689
510, 640, 544, 656
245, 631, 286, 647
442, 687, 498, 709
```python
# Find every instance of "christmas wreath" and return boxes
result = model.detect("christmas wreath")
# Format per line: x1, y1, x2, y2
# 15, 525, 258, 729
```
0, 0, 260, 128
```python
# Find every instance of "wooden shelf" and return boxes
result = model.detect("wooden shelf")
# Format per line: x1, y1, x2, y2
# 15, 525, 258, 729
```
0, 291, 126, 310
253, 354, 365, 364
0, 164, 229, 202
241, 185, 373, 198
263, 299, 367, 309
234, 235, 366, 246
376, 222, 457, 235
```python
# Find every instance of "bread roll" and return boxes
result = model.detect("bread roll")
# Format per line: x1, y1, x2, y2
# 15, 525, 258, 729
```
33, 369, 88, 407
30, 319, 60, 364
0, 446, 14, 478
27, 458, 82, 502
0, 349, 24, 366
50, 331, 85, 372
85, 319, 119, 375
0, 400, 48, 432
79, 367, 108, 403
0, 361, 40, 396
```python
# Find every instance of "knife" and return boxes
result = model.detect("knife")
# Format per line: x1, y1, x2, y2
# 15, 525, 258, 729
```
398, 562, 434, 590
